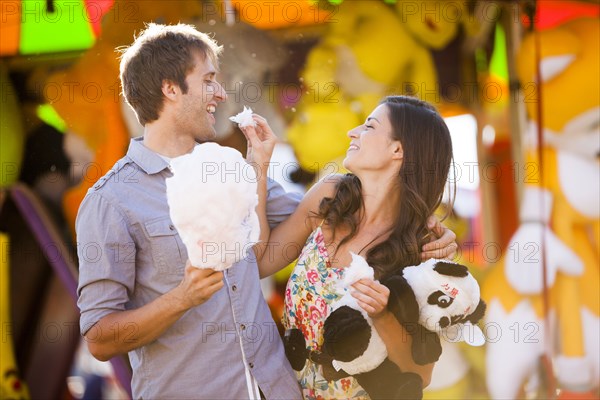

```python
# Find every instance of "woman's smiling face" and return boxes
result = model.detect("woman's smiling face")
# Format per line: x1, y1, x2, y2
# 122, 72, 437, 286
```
343, 104, 403, 173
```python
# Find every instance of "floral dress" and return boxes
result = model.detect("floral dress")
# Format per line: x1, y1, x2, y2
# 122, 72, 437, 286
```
282, 225, 370, 399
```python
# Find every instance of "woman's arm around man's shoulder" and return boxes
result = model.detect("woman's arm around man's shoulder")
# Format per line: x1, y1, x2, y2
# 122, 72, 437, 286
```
256, 174, 344, 278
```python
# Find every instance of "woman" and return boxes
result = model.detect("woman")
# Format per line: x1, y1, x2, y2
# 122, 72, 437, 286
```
242, 95, 456, 399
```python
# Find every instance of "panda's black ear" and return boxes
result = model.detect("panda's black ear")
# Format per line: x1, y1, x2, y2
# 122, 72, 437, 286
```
384, 274, 420, 325
467, 299, 487, 324
433, 261, 469, 277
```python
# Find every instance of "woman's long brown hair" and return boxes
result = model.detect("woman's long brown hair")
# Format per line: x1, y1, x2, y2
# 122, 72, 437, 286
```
317, 96, 454, 279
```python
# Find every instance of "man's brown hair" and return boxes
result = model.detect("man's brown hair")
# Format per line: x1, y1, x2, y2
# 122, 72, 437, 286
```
119, 23, 222, 126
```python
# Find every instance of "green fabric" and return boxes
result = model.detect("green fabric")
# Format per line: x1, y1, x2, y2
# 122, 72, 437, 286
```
37, 104, 66, 133
490, 23, 509, 82
19, 0, 95, 54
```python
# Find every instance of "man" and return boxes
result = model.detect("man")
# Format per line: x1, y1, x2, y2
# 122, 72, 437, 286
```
76, 23, 302, 399
77, 23, 456, 399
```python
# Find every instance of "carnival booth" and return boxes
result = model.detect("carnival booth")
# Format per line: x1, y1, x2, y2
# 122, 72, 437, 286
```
0, 0, 598, 398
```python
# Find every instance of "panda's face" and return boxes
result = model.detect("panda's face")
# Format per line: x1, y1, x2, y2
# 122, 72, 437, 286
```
419, 288, 475, 332
403, 259, 481, 332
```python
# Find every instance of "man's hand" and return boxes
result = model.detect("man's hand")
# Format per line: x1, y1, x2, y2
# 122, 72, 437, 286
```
421, 216, 458, 261
85, 262, 224, 361
239, 114, 278, 169
172, 261, 224, 309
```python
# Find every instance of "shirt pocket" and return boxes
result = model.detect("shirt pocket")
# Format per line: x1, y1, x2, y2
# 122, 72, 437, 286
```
144, 217, 185, 275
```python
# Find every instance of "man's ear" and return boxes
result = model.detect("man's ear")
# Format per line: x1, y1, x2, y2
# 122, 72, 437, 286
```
161, 80, 179, 100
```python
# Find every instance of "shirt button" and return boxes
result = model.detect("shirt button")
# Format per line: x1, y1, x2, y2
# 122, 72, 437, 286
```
240, 324, 246, 330
169, 224, 175, 231
249, 363, 254, 369
232, 285, 237, 292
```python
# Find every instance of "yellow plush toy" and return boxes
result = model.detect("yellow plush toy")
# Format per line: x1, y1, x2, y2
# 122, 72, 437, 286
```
288, 1, 416, 174
287, 0, 470, 175
0, 66, 30, 397
393, 0, 475, 99
483, 17, 599, 399
0, 233, 30, 400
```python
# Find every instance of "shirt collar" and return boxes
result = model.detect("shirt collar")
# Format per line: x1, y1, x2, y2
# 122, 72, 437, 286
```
127, 137, 170, 175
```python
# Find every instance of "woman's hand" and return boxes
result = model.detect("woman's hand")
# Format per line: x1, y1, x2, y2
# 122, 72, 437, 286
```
239, 114, 278, 170
350, 278, 390, 319
421, 215, 458, 261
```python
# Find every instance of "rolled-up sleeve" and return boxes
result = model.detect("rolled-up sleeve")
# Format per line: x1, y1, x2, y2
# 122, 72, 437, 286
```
266, 178, 302, 228
76, 193, 136, 335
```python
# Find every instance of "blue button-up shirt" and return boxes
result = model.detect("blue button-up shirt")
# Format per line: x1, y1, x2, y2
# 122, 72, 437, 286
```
77, 137, 302, 399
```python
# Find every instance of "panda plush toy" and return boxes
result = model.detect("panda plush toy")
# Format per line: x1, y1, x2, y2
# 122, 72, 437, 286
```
320, 254, 486, 399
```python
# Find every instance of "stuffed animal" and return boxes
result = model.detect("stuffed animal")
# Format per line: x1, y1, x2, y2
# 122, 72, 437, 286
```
483, 17, 599, 399
320, 255, 486, 399
421, 206, 488, 399
0, 233, 30, 400
287, 1, 406, 176
287, 0, 474, 181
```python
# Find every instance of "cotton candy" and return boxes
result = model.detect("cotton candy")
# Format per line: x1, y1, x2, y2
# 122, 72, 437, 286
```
165, 143, 260, 271
343, 252, 375, 286
229, 106, 256, 127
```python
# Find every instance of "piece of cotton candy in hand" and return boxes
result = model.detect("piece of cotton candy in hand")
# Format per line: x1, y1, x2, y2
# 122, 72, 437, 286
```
229, 106, 256, 128
343, 252, 375, 286
165, 142, 260, 271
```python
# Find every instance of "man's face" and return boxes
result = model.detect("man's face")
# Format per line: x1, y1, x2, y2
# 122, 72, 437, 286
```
177, 52, 227, 142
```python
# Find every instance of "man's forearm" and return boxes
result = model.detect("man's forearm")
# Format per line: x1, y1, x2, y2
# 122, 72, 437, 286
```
85, 288, 189, 361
